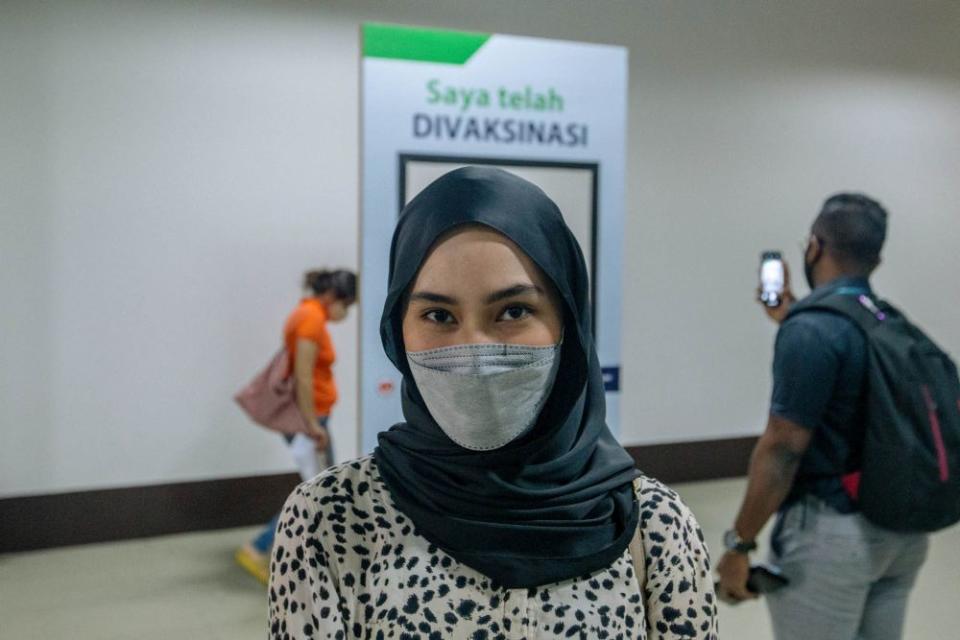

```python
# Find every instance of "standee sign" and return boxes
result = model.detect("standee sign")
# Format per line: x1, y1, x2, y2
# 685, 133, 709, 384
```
360, 23, 627, 452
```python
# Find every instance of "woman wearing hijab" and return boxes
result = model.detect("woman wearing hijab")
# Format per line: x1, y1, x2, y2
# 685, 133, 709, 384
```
269, 167, 717, 639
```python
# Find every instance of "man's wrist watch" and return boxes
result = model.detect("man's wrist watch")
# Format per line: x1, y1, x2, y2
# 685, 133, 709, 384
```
723, 529, 757, 554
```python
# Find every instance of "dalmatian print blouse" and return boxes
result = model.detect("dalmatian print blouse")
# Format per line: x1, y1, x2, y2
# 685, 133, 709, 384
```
268, 456, 718, 639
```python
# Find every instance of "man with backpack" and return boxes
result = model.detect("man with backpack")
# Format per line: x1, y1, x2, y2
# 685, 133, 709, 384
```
716, 193, 960, 640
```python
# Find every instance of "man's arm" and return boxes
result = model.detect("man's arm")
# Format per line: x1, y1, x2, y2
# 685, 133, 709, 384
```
717, 415, 812, 601
735, 415, 812, 540
719, 259, 835, 601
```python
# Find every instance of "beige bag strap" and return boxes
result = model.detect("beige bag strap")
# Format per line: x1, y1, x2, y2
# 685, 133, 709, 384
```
628, 477, 647, 590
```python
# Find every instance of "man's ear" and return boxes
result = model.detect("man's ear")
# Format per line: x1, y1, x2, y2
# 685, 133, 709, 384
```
808, 235, 824, 263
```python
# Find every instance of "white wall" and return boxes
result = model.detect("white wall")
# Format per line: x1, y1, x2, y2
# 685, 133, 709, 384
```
0, 1, 365, 496
2, 0, 959, 496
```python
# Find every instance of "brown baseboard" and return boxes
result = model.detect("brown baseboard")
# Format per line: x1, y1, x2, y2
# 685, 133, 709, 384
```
0, 472, 301, 554
626, 436, 758, 484
1, 436, 757, 553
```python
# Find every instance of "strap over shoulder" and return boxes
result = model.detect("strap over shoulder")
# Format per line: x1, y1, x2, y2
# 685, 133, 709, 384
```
786, 290, 898, 333
628, 477, 647, 590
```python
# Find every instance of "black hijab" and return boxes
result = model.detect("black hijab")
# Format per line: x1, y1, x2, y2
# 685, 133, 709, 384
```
373, 166, 639, 588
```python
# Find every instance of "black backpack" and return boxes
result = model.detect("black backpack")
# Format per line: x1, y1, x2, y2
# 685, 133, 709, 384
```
790, 292, 960, 532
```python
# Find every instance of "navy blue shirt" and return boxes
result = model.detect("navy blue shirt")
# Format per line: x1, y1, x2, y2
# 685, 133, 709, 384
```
771, 276, 871, 512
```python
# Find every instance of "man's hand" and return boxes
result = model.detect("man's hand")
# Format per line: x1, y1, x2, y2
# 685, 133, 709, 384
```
717, 550, 757, 604
305, 421, 329, 451
757, 260, 796, 324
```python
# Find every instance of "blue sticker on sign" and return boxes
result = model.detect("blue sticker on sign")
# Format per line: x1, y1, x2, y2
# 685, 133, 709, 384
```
601, 366, 620, 392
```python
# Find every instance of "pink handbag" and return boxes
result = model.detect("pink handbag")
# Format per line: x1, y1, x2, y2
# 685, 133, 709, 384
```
234, 349, 312, 435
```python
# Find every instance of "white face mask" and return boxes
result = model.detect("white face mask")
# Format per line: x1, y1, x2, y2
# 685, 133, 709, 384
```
406, 342, 562, 451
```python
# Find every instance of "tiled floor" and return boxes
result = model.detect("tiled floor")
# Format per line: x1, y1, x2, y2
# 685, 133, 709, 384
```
2, 478, 958, 639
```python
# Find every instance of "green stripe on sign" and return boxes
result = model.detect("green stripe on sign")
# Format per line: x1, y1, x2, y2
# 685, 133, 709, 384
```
363, 23, 490, 65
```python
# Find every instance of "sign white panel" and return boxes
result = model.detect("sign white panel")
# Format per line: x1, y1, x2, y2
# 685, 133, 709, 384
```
360, 24, 627, 453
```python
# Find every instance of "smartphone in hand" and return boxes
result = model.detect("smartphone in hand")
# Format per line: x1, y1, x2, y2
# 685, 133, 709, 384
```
716, 564, 790, 604
746, 564, 789, 594
759, 251, 786, 308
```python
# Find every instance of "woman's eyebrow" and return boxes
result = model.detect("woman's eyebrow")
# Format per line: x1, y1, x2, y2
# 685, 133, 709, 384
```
408, 291, 458, 305
485, 284, 543, 304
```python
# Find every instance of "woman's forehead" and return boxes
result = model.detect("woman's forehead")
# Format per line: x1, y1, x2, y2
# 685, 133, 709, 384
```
413, 227, 542, 288
428, 225, 519, 257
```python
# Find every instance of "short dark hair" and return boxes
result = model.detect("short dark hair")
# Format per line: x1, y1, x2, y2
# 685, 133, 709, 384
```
303, 269, 357, 302
812, 193, 888, 272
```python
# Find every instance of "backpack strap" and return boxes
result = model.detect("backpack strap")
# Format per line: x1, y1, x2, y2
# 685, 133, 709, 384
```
786, 290, 894, 334
628, 477, 647, 592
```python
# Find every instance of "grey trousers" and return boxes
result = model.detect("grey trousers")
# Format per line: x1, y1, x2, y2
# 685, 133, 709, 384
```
765, 497, 929, 640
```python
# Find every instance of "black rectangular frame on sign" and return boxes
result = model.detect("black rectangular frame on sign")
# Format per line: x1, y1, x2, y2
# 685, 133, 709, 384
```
397, 153, 600, 336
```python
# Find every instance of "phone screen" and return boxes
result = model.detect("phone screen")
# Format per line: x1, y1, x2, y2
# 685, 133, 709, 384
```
760, 252, 785, 307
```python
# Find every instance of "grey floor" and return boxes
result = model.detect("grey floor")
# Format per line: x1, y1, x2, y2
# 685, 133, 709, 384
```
2, 478, 958, 639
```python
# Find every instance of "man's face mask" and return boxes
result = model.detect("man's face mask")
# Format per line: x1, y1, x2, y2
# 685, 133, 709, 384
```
406, 342, 562, 451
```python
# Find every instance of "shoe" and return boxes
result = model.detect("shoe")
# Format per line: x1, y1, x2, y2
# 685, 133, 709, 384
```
235, 543, 269, 585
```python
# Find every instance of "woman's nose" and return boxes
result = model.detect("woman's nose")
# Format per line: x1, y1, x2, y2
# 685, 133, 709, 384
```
458, 325, 499, 345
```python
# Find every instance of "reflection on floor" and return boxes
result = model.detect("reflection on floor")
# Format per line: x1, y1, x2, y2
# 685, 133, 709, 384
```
2, 478, 958, 639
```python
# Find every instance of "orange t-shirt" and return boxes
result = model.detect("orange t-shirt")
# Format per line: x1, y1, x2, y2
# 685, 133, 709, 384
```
284, 298, 337, 416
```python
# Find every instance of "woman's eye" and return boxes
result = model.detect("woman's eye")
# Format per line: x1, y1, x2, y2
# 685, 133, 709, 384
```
424, 309, 455, 325
499, 305, 532, 321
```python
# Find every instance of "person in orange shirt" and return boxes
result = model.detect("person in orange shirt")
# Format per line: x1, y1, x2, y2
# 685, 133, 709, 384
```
236, 268, 356, 583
